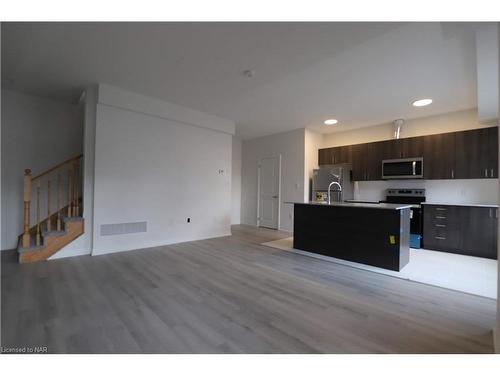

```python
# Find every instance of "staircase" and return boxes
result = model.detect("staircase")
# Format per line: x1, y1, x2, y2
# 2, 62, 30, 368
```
17, 155, 84, 263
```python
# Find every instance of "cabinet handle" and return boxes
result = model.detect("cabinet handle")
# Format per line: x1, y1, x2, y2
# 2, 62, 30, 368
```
485, 169, 488, 177
435, 224, 446, 227
489, 208, 492, 218
435, 216, 447, 219
451, 169, 454, 179
435, 207, 447, 211
491, 169, 494, 178
435, 236, 446, 240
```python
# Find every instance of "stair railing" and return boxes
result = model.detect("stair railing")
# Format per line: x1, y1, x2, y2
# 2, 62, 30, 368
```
21, 154, 83, 248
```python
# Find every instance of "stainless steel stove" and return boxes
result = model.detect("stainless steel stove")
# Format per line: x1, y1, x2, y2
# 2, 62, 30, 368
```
381, 188, 426, 248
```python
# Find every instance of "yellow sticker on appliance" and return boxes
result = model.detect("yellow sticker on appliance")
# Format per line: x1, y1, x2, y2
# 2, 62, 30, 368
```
389, 235, 396, 245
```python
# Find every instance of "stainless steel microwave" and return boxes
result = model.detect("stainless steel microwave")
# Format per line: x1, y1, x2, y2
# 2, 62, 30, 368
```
382, 157, 424, 179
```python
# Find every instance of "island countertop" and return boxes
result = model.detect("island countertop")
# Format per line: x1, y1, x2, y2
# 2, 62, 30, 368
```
285, 201, 412, 210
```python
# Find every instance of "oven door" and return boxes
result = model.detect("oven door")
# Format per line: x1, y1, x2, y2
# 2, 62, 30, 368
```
382, 157, 423, 179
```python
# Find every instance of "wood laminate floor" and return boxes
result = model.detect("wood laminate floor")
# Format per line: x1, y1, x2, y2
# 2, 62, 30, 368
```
1, 225, 497, 353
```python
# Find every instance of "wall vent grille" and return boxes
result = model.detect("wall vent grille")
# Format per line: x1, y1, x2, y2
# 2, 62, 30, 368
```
100, 221, 147, 236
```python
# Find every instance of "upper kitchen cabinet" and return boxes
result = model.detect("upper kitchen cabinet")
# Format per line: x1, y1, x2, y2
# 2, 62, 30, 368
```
380, 139, 403, 160
318, 148, 333, 165
332, 145, 352, 164
318, 145, 351, 165
381, 137, 424, 160
366, 141, 384, 180
351, 142, 383, 181
487, 126, 498, 178
350, 143, 367, 181
454, 127, 498, 179
423, 132, 456, 179
401, 136, 424, 158
455, 128, 490, 178
318, 127, 498, 180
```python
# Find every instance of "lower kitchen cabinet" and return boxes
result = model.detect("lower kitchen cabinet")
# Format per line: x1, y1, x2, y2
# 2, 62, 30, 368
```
423, 204, 497, 259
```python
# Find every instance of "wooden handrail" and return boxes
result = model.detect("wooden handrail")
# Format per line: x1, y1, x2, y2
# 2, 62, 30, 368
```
31, 154, 83, 182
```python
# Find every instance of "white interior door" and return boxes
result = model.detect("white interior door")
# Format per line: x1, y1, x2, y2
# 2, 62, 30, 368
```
258, 156, 280, 229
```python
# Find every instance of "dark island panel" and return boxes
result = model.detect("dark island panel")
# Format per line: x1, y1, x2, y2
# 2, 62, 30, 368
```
293, 204, 410, 271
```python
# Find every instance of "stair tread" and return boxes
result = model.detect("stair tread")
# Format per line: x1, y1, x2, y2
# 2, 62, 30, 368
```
17, 216, 83, 253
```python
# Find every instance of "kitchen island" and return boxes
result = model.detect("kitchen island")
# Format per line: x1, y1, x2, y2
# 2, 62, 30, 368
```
288, 202, 412, 271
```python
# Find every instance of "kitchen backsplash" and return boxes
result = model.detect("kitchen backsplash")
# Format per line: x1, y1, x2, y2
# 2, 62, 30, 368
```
354, 179, 499, 204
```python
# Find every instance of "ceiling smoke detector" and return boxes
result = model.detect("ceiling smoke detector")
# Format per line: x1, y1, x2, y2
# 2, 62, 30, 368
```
242, 69, 255, 78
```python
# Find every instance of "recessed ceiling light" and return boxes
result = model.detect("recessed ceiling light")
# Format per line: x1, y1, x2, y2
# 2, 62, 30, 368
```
412, 98, 433, 107
324, 119, 338, 125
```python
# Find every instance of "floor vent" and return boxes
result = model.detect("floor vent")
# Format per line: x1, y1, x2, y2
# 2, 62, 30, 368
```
100, 221, 147, 236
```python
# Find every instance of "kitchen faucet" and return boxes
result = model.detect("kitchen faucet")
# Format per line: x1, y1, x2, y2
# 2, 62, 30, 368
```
327, 181, 342, 204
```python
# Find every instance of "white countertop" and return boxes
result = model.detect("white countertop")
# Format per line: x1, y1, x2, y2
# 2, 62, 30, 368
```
421, 202, 498, 208
285, 201, 412, 210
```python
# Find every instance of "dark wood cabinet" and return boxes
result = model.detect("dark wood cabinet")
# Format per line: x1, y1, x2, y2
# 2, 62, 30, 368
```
488, 126, 498, 178
381, 139, 403, 160
455, 128, 490, 179
318, 145, 351, 165
401, 136, 424, 158
351, 143, 367, 181
423, 132, 456, 179
460, 206, 497, 258
332, 145, 351, 164
366, 141, 384, 180
350, 142, 384, 181
318, 127, 498, 181
423, 204, 497, 259
318, 148, 332, 165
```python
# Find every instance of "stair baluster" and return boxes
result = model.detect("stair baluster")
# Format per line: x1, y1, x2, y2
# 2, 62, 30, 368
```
74, 161, 79, 216
47, 177, 52, 232
57, 173, 61, 231
67, 164, 73, 218
36, 180, 41, 246
22, 169, 32, 248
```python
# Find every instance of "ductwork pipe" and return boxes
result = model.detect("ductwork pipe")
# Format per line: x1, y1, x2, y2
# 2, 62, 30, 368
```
393, 119, 404, 139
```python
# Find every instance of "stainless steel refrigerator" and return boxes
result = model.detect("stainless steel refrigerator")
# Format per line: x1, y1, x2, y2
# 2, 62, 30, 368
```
312, 164, 354, 203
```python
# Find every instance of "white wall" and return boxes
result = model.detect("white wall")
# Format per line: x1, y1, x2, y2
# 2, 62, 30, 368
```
91, 85, 234, 255
354, 179, 498, 204
241, 128, 305, 232
231, 137, 242, 225
323, 109, 499, 206
1, 89, 83, 250
51, 86, 98, 259
476, 23, 499, 123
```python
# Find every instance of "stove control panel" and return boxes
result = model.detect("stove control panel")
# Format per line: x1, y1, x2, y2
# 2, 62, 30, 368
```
386, 188, 425, 197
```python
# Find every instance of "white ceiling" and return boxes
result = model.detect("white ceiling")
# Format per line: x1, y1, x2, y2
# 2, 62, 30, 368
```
1, 22, 480, 139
